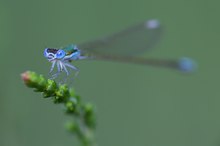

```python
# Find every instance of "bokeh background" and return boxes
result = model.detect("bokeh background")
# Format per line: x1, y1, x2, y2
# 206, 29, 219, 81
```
0, 0, 219, 146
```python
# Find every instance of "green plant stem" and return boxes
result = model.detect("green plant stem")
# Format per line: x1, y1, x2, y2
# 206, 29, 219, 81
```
21, 71, 97, 146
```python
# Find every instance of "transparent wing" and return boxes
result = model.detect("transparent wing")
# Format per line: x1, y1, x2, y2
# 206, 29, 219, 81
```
78, 19, 162, 57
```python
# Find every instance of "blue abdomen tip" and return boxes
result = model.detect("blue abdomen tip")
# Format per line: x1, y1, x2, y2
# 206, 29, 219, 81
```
178, 57, 197, 73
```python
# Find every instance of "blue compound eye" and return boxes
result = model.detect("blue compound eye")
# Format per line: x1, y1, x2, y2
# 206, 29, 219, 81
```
44, 48, 49, 57
56, 49, 66, 59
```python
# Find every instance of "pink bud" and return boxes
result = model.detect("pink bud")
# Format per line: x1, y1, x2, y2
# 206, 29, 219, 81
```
21, 71, 31, 85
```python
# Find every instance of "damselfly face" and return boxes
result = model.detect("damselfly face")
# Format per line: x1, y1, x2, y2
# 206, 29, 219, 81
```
44, 48, 66, 61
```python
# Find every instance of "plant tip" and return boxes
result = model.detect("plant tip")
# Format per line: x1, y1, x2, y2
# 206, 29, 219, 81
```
21, 71, 31, 84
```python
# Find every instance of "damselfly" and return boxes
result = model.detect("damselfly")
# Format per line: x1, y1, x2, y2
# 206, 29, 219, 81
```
44, 19, 196, 79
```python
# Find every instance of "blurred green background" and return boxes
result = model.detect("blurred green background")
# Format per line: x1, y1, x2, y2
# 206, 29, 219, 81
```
0, 0, 219, 146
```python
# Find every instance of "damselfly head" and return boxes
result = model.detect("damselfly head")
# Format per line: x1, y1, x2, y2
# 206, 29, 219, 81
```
44, 48, 57, 61
44, 48, 66, 61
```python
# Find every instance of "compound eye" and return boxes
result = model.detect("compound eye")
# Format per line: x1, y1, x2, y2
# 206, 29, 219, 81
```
44, 48, 49, 57
56, 49, 66, 59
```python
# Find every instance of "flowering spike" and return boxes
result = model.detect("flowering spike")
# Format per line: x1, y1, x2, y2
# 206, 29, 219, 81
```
21, 71, 96, 146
